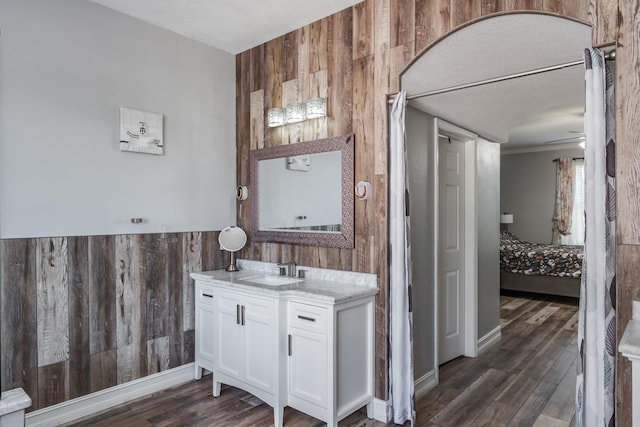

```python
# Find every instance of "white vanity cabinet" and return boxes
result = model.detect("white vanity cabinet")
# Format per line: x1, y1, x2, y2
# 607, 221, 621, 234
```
194, 281, 216, 379
286, 297, 375, 427
191, 266, 377, 427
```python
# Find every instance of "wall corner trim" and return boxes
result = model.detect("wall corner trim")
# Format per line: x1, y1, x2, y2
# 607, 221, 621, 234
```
25, 363, 195, 427
372, 397, 392, 422
477, 325, 502, 354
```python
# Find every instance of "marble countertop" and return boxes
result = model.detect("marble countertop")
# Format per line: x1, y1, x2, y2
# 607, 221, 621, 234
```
190, 260, 378, 304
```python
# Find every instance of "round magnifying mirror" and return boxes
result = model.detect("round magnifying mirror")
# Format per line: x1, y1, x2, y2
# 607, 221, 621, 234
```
219, 226, 247, 271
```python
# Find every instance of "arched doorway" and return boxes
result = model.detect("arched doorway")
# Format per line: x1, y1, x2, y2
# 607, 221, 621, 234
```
401, 11, 591, 407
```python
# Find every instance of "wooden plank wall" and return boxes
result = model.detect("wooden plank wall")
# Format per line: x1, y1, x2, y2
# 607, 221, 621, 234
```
235, 0, 628, 406
0, 231, 223, 412
0, 0, 632, 420
615, 1, 640, 426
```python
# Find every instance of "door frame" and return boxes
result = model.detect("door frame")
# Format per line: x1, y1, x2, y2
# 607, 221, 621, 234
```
433, 118, 478, 379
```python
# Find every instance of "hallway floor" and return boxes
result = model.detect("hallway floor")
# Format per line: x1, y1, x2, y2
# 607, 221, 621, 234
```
65, 292, 577, 427
420, 292, 578, 426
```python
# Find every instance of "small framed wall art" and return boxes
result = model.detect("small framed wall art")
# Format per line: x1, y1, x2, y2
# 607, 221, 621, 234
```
119, 107, 164, 155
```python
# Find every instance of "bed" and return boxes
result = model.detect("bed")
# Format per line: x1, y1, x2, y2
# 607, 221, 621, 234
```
499, 232, 583, 298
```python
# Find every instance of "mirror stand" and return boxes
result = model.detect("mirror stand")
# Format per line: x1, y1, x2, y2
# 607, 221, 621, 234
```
225, 251, 240, 272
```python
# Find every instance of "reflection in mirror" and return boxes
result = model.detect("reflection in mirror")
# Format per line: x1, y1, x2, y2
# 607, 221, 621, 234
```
259, 151, 342, 232
250, 135, 354, 248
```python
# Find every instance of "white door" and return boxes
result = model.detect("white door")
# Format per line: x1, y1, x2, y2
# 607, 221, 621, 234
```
438, 135, 466, 364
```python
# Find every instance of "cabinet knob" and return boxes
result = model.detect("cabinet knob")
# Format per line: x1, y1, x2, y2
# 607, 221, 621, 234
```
297, 315, 316, 322
288, 334, 292, 356
202, 293, 213, 298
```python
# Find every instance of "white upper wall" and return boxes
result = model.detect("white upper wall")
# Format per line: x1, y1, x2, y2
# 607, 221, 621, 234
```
0, 0, 236, 238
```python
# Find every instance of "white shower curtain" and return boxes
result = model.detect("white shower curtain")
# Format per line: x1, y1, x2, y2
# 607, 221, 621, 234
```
575, 48, 616, 427
389, 90, 415, 425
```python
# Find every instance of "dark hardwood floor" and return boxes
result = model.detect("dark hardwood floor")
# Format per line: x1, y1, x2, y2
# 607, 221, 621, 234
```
420, 292, 578, 427
65, 292, 577, 427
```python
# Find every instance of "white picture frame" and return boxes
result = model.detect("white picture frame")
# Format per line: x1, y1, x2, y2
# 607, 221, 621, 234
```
119, 107, 164, 155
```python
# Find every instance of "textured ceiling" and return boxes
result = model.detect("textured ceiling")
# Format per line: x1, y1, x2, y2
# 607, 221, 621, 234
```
88, 0, 363, 54
402, 14, 592, 149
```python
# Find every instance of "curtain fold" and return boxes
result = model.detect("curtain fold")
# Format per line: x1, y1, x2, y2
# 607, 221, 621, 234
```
575, 48, 616, 427
388, 90, 415, 425
552, 157, 575, 244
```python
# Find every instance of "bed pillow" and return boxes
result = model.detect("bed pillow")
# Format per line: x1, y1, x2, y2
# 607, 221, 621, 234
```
500, 231, 521, 245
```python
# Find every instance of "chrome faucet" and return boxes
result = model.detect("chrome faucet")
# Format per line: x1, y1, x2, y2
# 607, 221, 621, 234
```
277, 261, 297, 277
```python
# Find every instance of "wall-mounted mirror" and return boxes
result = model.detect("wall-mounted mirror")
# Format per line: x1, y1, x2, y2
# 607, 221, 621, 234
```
250, 134, 354, 248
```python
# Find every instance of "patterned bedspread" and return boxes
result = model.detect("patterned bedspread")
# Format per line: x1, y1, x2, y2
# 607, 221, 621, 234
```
500, 232, 583, 278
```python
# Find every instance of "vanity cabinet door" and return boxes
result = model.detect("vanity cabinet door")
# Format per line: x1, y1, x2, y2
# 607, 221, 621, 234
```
288, 327, 327, 408
214, 291, 243, 379
242, 295, 277, 394
287, 301, 329, 412
213, 289, 277, 394
196, 303, 215, 363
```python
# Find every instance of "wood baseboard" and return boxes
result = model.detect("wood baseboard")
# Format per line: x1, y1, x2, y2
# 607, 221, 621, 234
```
415, 369, 437, 400
477, 325, 502, 353
371, 370, 436, 422
25, 363, 195, 427
372, 397, 391, 422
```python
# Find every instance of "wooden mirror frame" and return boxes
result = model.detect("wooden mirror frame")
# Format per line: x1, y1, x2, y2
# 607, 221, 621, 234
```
250, 134, 354, 248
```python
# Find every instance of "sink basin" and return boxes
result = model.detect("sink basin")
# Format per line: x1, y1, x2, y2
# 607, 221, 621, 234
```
241, 275, 302, 286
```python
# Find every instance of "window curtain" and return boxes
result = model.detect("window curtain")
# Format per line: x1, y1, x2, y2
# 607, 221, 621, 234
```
551, 157, 574, 244
561, 160, 585, 246
575, 48, 616, 427
388, 90, 415, 426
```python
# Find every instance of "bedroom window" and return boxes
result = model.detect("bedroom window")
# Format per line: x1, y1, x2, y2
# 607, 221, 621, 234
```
561, 160, 585, 246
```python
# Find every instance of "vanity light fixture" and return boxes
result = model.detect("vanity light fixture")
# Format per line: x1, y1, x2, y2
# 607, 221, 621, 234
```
266, 98, 327, 128
305, 98, 327, 119
267, 108, 286, 128
285, 102, 306, 124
